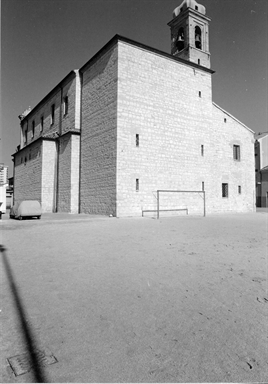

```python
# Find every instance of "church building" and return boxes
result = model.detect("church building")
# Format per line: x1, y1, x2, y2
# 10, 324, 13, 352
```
13, 0, 256, 217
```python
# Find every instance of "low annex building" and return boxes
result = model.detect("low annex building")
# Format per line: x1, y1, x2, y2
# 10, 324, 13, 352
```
13, 0, 256, 217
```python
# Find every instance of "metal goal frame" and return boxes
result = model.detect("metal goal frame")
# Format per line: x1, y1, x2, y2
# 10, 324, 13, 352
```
156, 190, 206, 219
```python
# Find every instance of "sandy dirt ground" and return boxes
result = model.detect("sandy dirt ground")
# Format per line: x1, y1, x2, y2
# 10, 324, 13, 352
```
0, 211, 267, 383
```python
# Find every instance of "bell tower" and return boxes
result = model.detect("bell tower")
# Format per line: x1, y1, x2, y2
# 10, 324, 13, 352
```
167, 0, 211, 68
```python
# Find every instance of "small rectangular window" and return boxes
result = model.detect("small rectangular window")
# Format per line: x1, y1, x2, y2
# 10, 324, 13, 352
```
51, 104, 55, 125
40, 116, 44, 132
201, 144, 204, 156
63, 96, 68, 116
136, 179, 139, 192
224, 118, 227, 123
24, 128, 28, 144
136, 134, 139, 147
199, 91, 201, 97
198, 59, 200, 65
233, 145, 240, 161
238, 186, 241, 194
222, 183, 228, 198
32, 120, 35, 138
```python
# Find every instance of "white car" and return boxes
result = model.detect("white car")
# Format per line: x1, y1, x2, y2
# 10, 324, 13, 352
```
10, 200, 42, 220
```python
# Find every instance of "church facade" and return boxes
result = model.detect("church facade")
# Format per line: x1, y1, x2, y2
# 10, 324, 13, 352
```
13, 1, 256, 217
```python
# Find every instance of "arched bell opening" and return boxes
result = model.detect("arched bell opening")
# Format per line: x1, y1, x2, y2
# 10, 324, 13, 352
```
176, 27, 185, 51
195, 26, 202, 49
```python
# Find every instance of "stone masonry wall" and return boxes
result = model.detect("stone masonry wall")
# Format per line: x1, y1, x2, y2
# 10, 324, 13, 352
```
117, 41, 213, 216
57, 133, 80, 213
16, 72, 79, 213
41, 140, 57, 212
116, 41, 255, 216
58, 135, 72, 212
80, 46, 117, 215
71, 134, 80, 213
20, 73, 77, 149
20, 89, 61, 149
13, 141, 42, 205
209, 104, 255, 213
61, 75, 78, 135
74, 70, 81, 130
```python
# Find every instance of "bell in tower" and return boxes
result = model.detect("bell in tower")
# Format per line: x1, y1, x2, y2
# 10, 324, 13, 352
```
176, 27, 185, 51
167, 0, 211, 69
195, 26, 202, 49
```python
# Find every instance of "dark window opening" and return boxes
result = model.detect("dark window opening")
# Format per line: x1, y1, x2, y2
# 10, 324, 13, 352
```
233, 145, 240, 161
63, 96, 68, 116
51, 104, 55, 125
24, 129, 28, 144
198, 59, 200, 65
176, 27, 185, 51
202, 182, 204, 191
195, 6, 198, 10
238, 186, 241, 194
195, 26, 202, 49
201, 144, 204, 156
224, 118, 227, 123
32, 121, 35, 138
136, 134, 139, 147
222, 183, 228, 198
136, 179, 139, 192
41, 116, 44, 132
199, 91, 201, 97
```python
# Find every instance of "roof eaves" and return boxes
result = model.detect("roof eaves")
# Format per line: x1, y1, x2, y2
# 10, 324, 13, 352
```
79, 34, 215, 75
79, 35, 119, 73
212, 102, 254, 134
20, 70, 76, 123
12, 130, 81, 157
255, 132, 268, 140
12, 136, 55, 157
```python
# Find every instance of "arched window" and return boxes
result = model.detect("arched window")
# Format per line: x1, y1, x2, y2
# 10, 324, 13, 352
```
195, 26, 202, 49
176, 27, 185, 51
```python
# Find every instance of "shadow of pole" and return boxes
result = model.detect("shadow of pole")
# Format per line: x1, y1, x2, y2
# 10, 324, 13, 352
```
0, 244, 48, 383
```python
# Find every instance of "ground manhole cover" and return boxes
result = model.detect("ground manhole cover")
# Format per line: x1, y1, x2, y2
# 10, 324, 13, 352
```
7, 349, 57, 376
